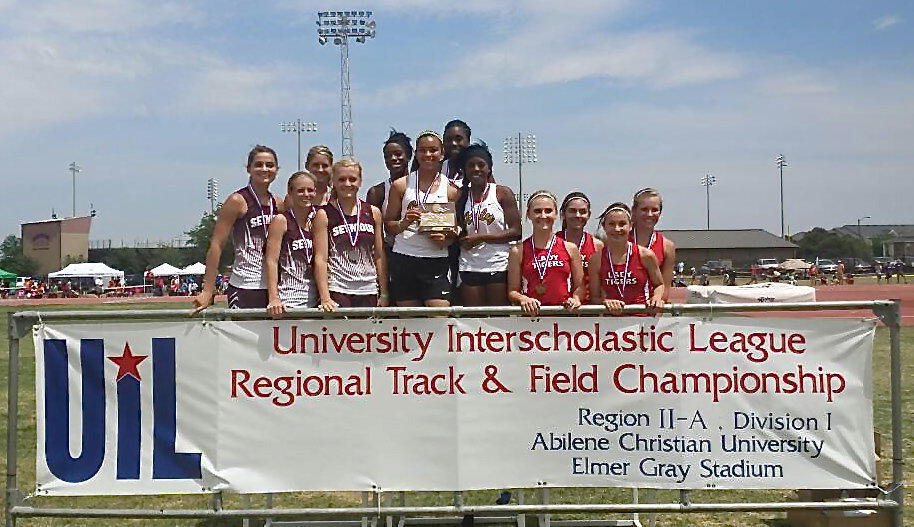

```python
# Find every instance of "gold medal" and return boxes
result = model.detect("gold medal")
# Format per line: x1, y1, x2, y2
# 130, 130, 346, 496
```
535, 283, 547, 295
347, 248, 360, 262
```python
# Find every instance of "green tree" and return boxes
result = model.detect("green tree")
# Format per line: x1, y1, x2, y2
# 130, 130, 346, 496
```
0, 235, 39, 276
795, 228, 872, 260
185, 208, 233, 270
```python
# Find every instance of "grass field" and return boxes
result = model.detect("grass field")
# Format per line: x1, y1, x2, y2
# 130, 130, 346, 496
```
1, 304, 910, 526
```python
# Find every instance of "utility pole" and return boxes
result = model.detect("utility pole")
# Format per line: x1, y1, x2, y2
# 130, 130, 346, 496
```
776, 154, 788, 238
68, 162, 81, 217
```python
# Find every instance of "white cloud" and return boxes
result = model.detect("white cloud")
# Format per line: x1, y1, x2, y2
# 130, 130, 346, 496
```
872, 15, 901, 31
24, 0, 202, 33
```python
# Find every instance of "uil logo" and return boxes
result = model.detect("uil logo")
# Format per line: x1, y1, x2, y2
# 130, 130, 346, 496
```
43, 338, 202, 483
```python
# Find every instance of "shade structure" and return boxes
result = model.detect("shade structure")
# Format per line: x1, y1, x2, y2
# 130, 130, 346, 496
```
48, 263, 124, 280
150, 263, 183, 277
180, 262, 206, 275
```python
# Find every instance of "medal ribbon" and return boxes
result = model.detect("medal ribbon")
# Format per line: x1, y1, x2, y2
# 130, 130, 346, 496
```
248, 184, 275, 239
471, 183, 490, 233
288, 209, 313, 269
563, 228, 586, 250
335, 199, 362, 249
415, 171, 441, 208
531, 235, 557, 283
633, 228, 656, 252
607, 241, 632, 300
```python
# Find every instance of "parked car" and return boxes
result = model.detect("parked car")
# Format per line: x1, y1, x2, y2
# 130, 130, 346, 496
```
815, 258, 837, 273
756, 258, 780, 271
701, 260, 732, 275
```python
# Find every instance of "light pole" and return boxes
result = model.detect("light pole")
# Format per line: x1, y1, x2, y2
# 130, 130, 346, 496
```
206, 178, 219, 213
856, 215, 871, 238
503, 133, 537, 208
700, 173, 716, 230
280, 120, 318, 170
68, 162, 81, 217
317, 11, 376, 159
776, 154, 788, 238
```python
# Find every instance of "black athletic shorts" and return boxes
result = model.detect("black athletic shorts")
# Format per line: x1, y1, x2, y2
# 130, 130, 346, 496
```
226, 285, 268, 309
459, 270, 508, 287
389, 252, 451, 303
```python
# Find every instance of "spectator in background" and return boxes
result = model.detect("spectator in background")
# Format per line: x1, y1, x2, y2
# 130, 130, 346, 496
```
836, 260, 846, 285
875, 261, 882, 284
895, 260, 908, 284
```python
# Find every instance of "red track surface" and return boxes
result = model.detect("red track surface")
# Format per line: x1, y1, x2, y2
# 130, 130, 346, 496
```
3, 286, 911, 325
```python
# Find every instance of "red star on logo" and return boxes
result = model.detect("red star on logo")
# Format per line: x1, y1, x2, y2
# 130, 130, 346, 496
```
108, 343, 148, 382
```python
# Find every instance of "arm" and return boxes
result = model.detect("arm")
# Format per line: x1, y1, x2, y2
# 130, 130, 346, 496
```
507, 244, 540, 316
264, 214, 288, 318
312, 210, 337, 312
192, 193, 245, 314
383, 178, 420, 237
371, 206, 389, 307
366, 182, 385, 210
641, 247, 666, 311
565, 242, 583, 311
660, 238, 676, 302
460, 185, 522, 249
588, 247, 604, 305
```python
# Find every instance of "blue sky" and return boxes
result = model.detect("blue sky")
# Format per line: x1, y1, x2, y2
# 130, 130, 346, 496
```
2, 0, 912, 244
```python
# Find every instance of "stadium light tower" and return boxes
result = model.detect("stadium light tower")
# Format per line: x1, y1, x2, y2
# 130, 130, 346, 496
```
317, 10, 376, 159
856, 215, 871, 238
68, 161, 81, 217
503, 133, 537, 208
280, 119, 318, 170
700, 173, 716, 230
776, 154, 788, 238
206, 178, 219, 213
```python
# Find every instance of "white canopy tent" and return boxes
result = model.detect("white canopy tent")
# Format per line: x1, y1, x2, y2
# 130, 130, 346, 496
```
181, 262, 206, 275
687, 282, 816, 304
49, 263, 125, 281
150, 263, 183, 277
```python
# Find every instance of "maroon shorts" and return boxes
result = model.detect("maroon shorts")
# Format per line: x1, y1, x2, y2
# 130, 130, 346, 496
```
330, 291, 378, 308
226, 285, 268, 309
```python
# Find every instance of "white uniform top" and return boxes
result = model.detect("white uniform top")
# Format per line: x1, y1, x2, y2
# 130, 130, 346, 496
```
393, 171, 450, 258
459, 183, 509, 273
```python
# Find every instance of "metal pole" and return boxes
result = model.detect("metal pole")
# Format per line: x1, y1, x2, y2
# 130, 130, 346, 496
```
779, 162, 784, 238
886, 300, 904, 527
339, 30, 352, 158
296, 119, 303, 171
5, 317, 21, 527
705, 182, 710, 230
517, 133, 523, 210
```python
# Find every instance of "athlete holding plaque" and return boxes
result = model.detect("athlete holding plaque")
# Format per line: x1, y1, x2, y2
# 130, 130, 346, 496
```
313, 159, 388, 310
384, 131, 460, 307
507, 190, 583, 316
589, 202, 664, 316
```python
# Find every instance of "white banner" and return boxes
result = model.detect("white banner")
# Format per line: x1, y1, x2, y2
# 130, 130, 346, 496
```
35, 316, 876, 495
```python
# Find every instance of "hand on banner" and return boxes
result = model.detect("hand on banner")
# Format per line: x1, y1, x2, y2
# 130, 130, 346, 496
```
266, 299, 286, 319
518, 295, 542, 316
320, 298, 340, 312
603, 298, 625, 315
562, 296, 581, 311
190, 291, 214, 315
645, 296, 664, 314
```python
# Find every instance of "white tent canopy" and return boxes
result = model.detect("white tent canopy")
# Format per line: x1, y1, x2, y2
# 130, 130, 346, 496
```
150, 263, 183, 277
181, 262, 206, 275
49, 263, 125, 280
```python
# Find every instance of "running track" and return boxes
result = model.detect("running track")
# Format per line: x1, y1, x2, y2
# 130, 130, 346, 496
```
3, 286, 912, 325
